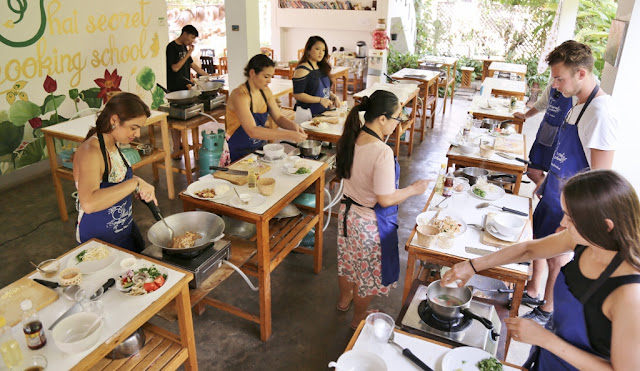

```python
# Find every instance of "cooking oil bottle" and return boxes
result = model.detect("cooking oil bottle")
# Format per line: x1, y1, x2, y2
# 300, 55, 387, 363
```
434, 164, 446, 194
0, 316, 23, 368
247, 158, 258, 190
21, 300, 46, 350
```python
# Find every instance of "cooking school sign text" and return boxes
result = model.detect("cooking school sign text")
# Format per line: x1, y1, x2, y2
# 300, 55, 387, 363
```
0, 0, 158, 88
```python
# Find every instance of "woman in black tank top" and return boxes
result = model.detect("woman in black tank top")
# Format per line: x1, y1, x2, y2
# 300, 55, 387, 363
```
442, 170, 640, 370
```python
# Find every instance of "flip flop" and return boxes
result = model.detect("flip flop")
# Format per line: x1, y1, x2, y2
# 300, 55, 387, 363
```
336, 295, 353, 312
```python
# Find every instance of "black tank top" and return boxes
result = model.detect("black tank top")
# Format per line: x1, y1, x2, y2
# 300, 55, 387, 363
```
562, 245, 640, 357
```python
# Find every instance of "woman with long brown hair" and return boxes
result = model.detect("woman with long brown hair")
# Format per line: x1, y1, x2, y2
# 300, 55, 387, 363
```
442, 169, 640, 370
335, 90, 430, 329
73, 93, 156, 252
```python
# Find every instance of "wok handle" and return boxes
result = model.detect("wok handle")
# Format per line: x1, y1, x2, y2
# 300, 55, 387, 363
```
516, 157, 531, 165
156, 83, 168, 94
460, 308, 495, 331
141, 199, 163, 222
402, 348, 434, 371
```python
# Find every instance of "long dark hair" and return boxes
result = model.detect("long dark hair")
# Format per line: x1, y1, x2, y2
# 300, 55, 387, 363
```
84, 93, 150, 141
564, 170, 640, 270
336, 90, 399, 179
244, 54, 276, 78
298, 36, 331, 76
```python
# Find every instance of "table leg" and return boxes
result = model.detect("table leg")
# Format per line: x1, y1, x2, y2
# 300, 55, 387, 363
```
393, 124, 401, 156
450, 62, 457, 106
407, 96, 417, 156
175, 283, 198, 371
159, 117, 175, 199
403, 252, 418, 303
45, 134, 68, 221
505, 279, 526, 358
192, 127, 200, 179
313, 172, 325, 274
513, 172, 522, 195
148, 126, 159, 181
341, 73, 347, 101
182, 129, 193, 184
257, 221, 272, 341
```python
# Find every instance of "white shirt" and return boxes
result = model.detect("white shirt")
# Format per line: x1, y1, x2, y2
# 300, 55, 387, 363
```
565, 94, 618, 167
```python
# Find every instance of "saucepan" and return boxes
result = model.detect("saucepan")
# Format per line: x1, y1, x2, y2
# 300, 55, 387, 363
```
461, 167, 489, 185
481, 118, 515, 133
281, 140, 322, 157
156, 83, 201, 105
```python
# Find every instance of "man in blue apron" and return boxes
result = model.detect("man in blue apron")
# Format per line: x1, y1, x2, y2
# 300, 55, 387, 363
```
524, 40, 618, 325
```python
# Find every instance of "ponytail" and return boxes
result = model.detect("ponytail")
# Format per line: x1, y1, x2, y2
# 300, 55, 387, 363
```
84, 93, 150, 141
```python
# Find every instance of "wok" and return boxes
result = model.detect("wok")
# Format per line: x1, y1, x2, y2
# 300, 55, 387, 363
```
143, 201, 225, 252
195, 80, 224, 96
461, 167, 489, 185
282, 140, 322, 157
481, 118, 515, 133
156, 83, 201, 105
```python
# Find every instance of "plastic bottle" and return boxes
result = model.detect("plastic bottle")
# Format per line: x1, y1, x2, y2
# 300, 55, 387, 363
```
463, 113, 473, 141
0, 316, 23, 369
21, 300, 46, 350
434, 164, 446, 195
247, 158, 257, 190
442, 167, 455, 197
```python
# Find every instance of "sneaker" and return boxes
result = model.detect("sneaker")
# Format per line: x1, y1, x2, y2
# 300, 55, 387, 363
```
521, 292, 546, 307
521, 307, 552, 326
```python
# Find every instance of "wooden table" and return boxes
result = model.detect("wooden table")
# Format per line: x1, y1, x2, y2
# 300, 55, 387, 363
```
474, 55, 506, 80
42, 111, 174, 222
482, 77, 527, 101
489, 62, 527, 80
403, 189, 532, 360
354, 83, 420, 156
421, 56, 458, 114
179, 161, 327, 341
469, 96, 527, 133
4, 239, 198, 370
446, 130, 528, 195
391, 69, 440, 140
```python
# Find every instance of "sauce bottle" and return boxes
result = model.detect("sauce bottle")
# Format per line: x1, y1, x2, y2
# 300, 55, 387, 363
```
442, 167, 455, 197
434, 164, 446, 195
21, 300, 46, 350
0, 316, 23, 369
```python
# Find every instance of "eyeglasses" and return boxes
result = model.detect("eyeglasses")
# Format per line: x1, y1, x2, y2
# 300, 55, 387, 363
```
391, 116, 407, 125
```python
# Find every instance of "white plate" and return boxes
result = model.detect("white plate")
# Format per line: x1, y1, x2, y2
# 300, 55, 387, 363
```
186, 179, 232, 200
115, 263, 169, 296
67, 250, 118, 275
301, 121, 330, 132
281, 165, 312, 177
441, 346, 497, 371
415, 211, 467, 236
229, 193, 266, 209
486, 220, 521, 242
469, 184, 506, 201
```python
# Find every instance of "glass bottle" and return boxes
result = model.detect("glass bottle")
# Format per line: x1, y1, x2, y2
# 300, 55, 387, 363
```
442, 167, 455, 197
21, 300, 46, 350
0, 316, 23, 369
247, 158, 257, 190
434, 164, 446, 195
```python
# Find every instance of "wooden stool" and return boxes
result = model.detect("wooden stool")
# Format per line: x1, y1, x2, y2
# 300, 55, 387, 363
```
460, 67, 475, 89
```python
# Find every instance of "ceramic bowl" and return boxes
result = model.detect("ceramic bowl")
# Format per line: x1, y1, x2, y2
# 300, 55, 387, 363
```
328, 350, 387, 371
257, 177, 276, 196
263, 144, 284, 159
493, 213, 526, 236
458, 142, 478, 155
120, 257, 137, 270
52, 312, 104, 353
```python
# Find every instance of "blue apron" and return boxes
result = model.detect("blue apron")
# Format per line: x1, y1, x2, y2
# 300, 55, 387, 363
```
341, 126, 400, 286
525, 250, 622, 370
293, 65, 331, 116
529, 88, 572, 171
77, 134, 142, 252
533, 86, 598, 239
228, 81, 269, 163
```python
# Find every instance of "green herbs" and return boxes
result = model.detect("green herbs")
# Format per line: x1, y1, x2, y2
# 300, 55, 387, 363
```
476, 357, 503, 371
295, 167, 311, 174
473, 187, 487, 198
75, 250, 87, 263
137, 266, 166, 280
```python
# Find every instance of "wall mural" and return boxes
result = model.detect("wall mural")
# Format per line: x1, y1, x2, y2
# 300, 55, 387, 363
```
0, 0, 168, 176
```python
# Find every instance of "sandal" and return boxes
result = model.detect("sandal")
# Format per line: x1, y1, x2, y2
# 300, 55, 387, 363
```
337, 294, 353, 312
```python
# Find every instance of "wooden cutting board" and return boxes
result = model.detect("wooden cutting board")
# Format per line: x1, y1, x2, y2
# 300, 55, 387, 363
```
482, 212, 531, 249
494, 137, 524, 154
0, 277, 59, 326
213, 161, 271, 185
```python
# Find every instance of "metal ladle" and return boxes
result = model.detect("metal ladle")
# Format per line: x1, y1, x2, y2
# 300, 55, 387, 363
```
141, 200, 174, 241
388, 331, 434, 371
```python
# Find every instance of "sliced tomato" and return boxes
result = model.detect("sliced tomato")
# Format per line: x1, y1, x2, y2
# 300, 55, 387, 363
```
153, 276, 165, 288
143, 282, 158, 292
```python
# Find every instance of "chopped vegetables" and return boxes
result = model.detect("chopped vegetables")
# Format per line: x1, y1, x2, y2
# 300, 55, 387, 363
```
119, 265, 168, 295
75, 250, 87, 263
295, 167, 311, 174
476, 357, 503, 371
473, 187, 487, 198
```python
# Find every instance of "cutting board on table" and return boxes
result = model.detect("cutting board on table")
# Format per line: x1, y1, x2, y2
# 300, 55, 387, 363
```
482, 212, 531, 249
494, 137, 524, 155
213, 161, 271, 185
0, 277, 58, 326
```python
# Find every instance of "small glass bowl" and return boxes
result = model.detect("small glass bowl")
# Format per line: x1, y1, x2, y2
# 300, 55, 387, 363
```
81, 299, 104, 316
37, 259, 60, 278
22, 354, 47, 370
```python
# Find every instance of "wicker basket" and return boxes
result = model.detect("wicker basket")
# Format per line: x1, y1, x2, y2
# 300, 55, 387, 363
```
417, 225, 439, 248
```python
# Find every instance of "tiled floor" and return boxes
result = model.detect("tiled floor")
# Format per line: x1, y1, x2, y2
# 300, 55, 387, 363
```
0, 87, 543, 369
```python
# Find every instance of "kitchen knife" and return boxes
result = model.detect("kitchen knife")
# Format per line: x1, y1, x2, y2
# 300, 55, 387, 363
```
49, 302, 83, 330
209, 166, 249, 176
496, 152, 531, 165
465, 246, 530, 266
89, 278, 115, 300
33, 279, 60, 289
496, 206, 528, 217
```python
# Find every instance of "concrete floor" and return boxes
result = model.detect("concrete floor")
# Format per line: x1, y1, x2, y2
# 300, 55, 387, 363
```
0, 88, 543, 370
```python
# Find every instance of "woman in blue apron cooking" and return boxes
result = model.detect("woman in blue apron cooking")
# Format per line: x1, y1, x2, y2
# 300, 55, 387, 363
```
73, 93, 156, 253
226, 54, 307, 163
292, 36, 341, 118
335, 90, 430, 330
442, 170, 640, 370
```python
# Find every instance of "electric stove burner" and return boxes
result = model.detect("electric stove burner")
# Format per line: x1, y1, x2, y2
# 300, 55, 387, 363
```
163, 244, 212, 259
417, 300, 472, 332
169, 102, 198, 109
299, 152, 325, 160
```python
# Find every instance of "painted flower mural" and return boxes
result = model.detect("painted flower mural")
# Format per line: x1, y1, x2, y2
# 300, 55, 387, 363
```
95, 69, 122, 104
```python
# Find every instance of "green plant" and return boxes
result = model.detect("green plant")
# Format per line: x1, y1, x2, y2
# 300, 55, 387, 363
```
386, 47, 420, 75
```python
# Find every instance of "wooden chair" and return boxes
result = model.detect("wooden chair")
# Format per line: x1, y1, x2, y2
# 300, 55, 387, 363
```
218, 57, 228, 75
200, 56, 215, 74
334, 70, 365, 95
222, 48, 227, 57
260, 47, 274, 59
297, 48, 305, 61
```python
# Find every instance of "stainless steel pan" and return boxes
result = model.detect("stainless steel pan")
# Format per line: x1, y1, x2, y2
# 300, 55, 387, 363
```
282, 140, 322, 157
156, 83, 201, 104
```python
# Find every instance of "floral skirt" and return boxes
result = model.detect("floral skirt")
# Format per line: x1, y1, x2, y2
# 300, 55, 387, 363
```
337, 203, 396, 298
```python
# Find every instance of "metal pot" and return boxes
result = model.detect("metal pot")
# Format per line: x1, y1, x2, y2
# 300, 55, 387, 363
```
195, 80, 224, 96
481, 118, 515, 133
106, 328, 145, 359
461, 167, 489, 185
282, 140, 322, 157
156, 83, 201, 104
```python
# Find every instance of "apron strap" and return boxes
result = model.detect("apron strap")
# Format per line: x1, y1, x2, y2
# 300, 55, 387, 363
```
361, 125, 383, 142
245, 81, 268, 114
340, 196, 372, 237
579, 250, 624, 304
97, 133, 131, 184
573, 85, 600, 127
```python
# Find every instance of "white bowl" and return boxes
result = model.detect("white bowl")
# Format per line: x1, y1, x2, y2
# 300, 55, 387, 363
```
458, 142, 478, 155
328, 350, 387, 371
493, 213, 526, 236
120, 257, 137, 270
263, 143, 284, 159
52, 312, 104, 353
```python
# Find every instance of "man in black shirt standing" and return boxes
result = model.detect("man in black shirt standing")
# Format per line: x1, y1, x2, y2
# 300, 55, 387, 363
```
166, 25, 212, 156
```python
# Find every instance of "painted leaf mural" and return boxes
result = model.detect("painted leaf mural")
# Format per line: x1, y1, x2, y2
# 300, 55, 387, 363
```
17, 137, 46, 168
0, 121, 24, 156
80, 88, 103, 109
136, 67, 156, 91
151, 85, 165, 110
8, 100, 41, 126
41, 94, 66, 115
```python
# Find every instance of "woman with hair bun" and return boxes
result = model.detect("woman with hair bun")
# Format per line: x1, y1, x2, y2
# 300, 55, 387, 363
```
226, 54, 307, 162
335, 90, 430, 329
73, 93, 155, 252
442, 169, 640, 370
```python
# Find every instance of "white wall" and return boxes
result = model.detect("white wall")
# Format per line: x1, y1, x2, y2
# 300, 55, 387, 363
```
601, 0, 640, 190
279, 29, 374, 61
388, 0, 416, 53
225, 0, 261, 89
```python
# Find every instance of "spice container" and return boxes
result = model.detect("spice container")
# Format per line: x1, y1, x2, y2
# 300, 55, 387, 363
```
442, 167, 455, 197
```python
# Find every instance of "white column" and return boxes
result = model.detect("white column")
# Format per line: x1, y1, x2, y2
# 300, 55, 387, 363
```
225, 0, 261, 89
556, 0, 580, 43
601, 0, 640, 189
